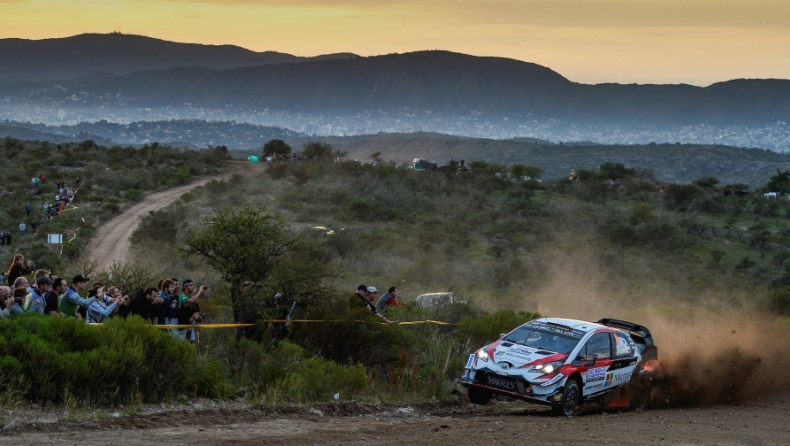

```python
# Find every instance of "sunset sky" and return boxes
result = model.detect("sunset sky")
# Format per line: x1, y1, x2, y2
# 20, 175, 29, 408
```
1, 0, 789, 86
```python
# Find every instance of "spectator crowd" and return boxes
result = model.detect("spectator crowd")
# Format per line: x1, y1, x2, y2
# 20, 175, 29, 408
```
1, 254, 208, 343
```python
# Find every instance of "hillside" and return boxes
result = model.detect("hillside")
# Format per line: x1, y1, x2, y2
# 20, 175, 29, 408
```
3, 50, 790, 128
279, 133, 790, 187
0, 33, 358, 84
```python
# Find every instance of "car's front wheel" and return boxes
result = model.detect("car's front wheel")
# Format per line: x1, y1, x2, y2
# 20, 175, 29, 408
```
552, 379, 580, 416
468, 386, 492, 405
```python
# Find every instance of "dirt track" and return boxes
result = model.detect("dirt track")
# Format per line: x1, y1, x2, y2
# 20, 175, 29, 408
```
85, 162, 263, 271
1, 396, 788, 445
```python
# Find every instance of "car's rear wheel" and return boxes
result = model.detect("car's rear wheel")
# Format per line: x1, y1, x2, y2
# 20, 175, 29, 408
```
629, 384, 651, 411
552, 379, 580, 416
468, 386, 492, 405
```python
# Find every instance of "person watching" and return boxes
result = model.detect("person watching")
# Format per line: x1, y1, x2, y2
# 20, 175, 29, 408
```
9, 288, 27, 315
27, 276, 53, 314
375, 286, 401, 313
59, 274, 96, 319
45, 278, 67, 316
5, 254, 33, 286
352, 284, 396, 325
127, 287, 163, 323
0, 286, 12, 319
87, 283, 126, 323
179, 280, 207, 307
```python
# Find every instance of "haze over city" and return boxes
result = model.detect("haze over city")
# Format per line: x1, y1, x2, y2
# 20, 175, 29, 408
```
2, 0, 789, 85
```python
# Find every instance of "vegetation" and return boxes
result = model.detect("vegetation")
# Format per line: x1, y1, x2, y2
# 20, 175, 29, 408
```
6, 137, 790, 408
0, 137, 229, 273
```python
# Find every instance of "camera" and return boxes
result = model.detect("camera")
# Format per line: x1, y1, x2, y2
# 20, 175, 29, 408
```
197, 313, 207, 319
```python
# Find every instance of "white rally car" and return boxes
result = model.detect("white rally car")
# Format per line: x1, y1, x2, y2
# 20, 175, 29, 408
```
460, 318, 658, 416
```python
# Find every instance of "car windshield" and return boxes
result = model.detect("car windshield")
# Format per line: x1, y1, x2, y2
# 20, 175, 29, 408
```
504, 326, 579, 355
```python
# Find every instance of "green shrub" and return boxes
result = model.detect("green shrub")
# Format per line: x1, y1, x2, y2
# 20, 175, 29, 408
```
0, 315, 224, 404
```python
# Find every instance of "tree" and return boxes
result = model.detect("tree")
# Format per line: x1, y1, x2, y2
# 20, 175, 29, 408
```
263, 139, 292, 156
693, 176, 720, 190
180, 207, 302, 324
510, 163, 544, 180
302, 141, 335, 160
766, 169, 790, 194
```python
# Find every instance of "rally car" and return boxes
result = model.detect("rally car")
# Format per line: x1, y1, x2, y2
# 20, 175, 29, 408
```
460, 317, 658, 416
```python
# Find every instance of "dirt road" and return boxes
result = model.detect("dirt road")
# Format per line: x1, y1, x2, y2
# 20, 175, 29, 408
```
1, 396, 788, 445
85, 162, 263, 271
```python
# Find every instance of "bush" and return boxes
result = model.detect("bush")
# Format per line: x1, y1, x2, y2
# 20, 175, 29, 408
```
0, 315, 225, 404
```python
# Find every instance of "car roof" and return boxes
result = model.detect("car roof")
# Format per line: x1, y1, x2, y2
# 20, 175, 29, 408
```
530, 317, 604, 334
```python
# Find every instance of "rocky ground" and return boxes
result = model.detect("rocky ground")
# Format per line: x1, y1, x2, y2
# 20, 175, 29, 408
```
1, 393, 788, 445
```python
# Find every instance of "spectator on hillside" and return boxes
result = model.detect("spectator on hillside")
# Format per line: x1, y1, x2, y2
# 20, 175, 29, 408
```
45, 278, 67, 316
158, 279, 180, 333
376, 286, 401, 313
75, 176, 82, 187
4, 233, 10, 246
178, 301, 203, 343
6, 254, 32, 285
25, 203, 31, 217
9, 288, 27, 316
27, 276, 52, 314
127, 287, 163, 322
0, 286, 12, 319
179, 280, 207, 308
351, 284, 396, 325
0, 232, 6, 246
13, 277, 33, 294
59, 275, 96, 319
19, 222, 26, 236
87, 283, 126, 323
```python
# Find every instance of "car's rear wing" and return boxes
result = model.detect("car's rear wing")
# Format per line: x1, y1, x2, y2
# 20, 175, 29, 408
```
596, 318, 658, 360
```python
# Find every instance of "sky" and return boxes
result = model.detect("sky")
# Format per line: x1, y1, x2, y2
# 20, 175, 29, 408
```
1, 0, 789, 86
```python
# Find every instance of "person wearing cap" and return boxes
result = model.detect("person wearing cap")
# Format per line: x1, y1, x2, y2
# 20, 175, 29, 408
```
59, 274, 96, 318
178, 280, 207, 308
26, 276, 53, 314
352, 284, 396, 325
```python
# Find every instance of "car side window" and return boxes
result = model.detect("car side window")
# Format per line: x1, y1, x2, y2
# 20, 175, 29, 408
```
614, 332, 634, 358
584, 333, 612, 360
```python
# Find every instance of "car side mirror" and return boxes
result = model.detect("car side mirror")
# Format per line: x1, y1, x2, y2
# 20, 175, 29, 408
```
500, 333, 507, 339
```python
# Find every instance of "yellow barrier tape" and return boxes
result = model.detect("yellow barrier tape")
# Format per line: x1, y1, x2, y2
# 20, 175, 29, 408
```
87, 320, 458, 329
87, 323, 255, 329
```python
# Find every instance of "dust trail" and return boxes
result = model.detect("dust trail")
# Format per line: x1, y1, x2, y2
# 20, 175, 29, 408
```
525, 253, 790, 407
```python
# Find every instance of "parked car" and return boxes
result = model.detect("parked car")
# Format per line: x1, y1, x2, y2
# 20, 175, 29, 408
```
460, 317, 658, 416
415, 292, 455, 307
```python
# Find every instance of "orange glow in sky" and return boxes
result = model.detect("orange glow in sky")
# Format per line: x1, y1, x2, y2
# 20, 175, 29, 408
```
1, 0, 789, 85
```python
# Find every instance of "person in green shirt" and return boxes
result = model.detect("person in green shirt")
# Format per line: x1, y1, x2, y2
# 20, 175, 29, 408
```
178, 279, 207, 308
59, 274, 95, 318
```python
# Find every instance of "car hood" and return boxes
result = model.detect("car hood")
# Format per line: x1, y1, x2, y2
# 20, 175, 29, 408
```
489, 341, 568, 369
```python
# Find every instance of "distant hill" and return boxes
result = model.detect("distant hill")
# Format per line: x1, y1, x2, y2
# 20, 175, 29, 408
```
0, 124, 112, 145
2, 50, 789, 128
282, 132, 790, 187
0, 33, 358, 83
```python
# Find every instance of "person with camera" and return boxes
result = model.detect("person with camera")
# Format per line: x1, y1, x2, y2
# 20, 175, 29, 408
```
87, 283, 127, 323
178, 301, 204, 343
127, 287, 164, 322
9, 288, 27, 315
0, 286, 13, 319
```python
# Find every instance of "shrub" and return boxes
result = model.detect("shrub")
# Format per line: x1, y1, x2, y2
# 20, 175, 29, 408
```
0, 315, 224, 404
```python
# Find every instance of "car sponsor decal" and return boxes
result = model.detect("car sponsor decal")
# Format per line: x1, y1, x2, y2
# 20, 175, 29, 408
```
604, 371, 632, 387
585, 366, 607, 382
495, 350, 532, 362
465, 354, 475, 369
527, 321, 585, 338
488, 377, 517, 391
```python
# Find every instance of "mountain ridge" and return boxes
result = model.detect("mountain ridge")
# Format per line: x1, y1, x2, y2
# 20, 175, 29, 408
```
0, 33, 359, 83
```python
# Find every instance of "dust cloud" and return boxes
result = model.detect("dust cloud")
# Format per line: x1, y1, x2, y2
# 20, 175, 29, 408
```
525, 252, 790, 407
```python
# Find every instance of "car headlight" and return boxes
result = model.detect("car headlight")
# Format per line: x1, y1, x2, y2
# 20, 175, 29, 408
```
529, 361, 562, 374
476, 348, 490, 362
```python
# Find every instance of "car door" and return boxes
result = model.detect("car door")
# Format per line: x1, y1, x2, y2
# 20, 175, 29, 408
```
603, 331, 639, 389
578, 332, 614, 396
